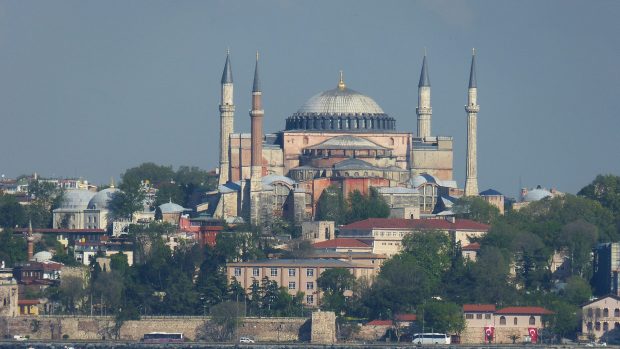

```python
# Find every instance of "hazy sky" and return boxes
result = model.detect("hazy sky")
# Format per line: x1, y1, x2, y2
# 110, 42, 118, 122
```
1, 0, 619, 197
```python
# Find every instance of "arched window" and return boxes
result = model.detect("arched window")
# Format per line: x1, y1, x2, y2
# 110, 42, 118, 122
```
303, 136, 309, 145
604, 308, 609, 317
604, 322, 609, 331
596, 322, 601, 331
513, 317, 518, 325
596, 308, 602, 317
499, 316, 506, 325
615, 322, 619, 329
390, 137, 395, 146
615, 309, 619, 317
587, 322, 593, 331
529, 316, 535, 325
588, 308, 594, 317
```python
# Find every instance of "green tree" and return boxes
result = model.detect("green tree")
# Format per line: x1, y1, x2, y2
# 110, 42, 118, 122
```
561, 220, 598, 278
344, 187, 390, 224
401, 230, 452, 284
315, 185, 345, 224
108, 182, 145, 221
209, 301, 245, 341
563, 276, 592, 305
154, 182, 184, 207
452, 196, 500, 224
578, 174, 620, 224
317, 268, 356, 314
0, 229, 27, 266
0, 194, 26, 228
418, 300, 465, 334
120, 162, 175, 188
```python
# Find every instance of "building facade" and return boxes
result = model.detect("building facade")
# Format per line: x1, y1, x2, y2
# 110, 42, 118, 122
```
582, 295, 620, 341
226, 259, 374, 306
206, 52, 480, 227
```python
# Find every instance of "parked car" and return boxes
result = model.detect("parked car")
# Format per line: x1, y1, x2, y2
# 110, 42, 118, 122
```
239, 337, 255, 343
13, 335, 28, 341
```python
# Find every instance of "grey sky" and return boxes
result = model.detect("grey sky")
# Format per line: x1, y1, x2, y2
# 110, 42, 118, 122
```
0, 0, 619, 197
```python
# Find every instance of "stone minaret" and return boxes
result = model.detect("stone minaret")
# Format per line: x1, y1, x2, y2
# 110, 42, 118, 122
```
27, 220, 34, 261
249, 52, 264, 225
464, 50, 480, 196
416, 54, 432, 139
218, 50, 235, 185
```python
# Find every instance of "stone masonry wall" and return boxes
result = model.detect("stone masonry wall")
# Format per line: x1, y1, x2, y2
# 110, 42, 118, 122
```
0, 316, 308, 342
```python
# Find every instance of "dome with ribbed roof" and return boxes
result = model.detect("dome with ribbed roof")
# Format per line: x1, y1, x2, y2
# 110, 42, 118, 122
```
285, 74, 395, 132
88, 187, 120, 210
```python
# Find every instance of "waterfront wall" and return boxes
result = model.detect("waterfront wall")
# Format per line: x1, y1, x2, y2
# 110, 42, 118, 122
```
0, 316, 310, 342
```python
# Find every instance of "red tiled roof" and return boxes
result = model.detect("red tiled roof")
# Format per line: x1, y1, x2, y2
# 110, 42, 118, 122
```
395, 314, 417, 321
312, 238, 370, 249
341, 218, 490, 231
495, 307, 554, 315
366, 320, 392, 326
462, 242, 481, 251
18, 300, 40, 305
463, 304, 496, 312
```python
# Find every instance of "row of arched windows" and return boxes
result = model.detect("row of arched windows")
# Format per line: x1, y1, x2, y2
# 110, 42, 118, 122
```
587, 321, 620, 331
498, 316, 536, 326
286, 115, 395, 131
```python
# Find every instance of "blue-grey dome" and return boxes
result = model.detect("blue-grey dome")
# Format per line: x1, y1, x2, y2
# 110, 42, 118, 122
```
523, 188, 552, 202
88, 187, 120, 210
59, 190, 96, 210
159, 202, 188, 214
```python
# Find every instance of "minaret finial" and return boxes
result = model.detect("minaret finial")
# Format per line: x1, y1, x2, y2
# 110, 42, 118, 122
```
472, 47, 475, 56
227, 47, 230, 55
256, 51, 259, 61
338, 70, 346, 90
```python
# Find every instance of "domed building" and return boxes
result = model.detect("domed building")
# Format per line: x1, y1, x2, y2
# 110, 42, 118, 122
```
207, 52, 481, 227
52, 186, 120, 230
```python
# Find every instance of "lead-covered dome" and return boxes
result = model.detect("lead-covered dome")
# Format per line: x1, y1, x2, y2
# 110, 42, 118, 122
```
297, 87, 385, 115
285, 74, 395, 132
59, 190, 96, 210
88, 187, 120, 210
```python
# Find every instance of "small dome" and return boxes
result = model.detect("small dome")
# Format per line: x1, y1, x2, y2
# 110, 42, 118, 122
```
59, 190, 96, 210
523, 188, 552, 202
32, 251, 52, 262
159, 202, 188, 214
409, 173, 438, 188
88, 187, 120, 210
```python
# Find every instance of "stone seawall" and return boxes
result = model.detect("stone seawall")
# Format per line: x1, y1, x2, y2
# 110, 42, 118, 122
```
0, 316, 309, 342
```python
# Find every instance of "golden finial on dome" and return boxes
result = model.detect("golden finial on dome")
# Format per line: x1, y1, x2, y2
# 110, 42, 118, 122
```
338, 70, 346, 90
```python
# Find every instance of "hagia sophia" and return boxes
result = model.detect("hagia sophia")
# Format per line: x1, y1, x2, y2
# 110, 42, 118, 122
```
205, 50, 483, 228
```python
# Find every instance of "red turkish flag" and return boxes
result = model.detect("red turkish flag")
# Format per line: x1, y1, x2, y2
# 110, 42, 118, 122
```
484, 326, 494, 343
528, 327, 538, 343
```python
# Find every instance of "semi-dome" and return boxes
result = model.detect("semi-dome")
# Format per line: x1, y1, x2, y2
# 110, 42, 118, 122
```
59, 190, 96, 210
32, 251, 53, 262
88, 187, 120, 210
285, 74, 395, 132
523, 188, 552, 202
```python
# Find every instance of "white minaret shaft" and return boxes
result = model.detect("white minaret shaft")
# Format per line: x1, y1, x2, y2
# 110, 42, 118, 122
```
464, 50, 480, 196
219, 50, 235, 185
416, 54, 432, 139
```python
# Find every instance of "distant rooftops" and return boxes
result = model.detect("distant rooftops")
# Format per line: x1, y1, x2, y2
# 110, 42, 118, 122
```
340, 218, 490, 231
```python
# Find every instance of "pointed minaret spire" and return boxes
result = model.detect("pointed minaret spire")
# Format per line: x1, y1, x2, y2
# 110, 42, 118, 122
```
468, 48, 477, 88
416, 52, 432, 138
465, 49, 480, 197
252, 51, 261, 92
418, 53, 431, 87
221, 48, 233, 84
218, 49, 235, 185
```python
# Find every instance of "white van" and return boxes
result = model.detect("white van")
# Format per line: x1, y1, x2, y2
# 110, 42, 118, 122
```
412, 333, 450, 345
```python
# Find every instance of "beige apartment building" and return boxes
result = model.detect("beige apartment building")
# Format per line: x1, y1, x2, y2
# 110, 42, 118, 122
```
226, 259, 374, 306
461, 304, 553, 344
581, 295, 620, 341
338, 218, 490, 256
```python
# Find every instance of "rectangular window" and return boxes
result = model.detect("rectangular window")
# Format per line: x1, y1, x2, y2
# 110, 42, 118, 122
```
465, 314, 474, 319
288, 281, 296, 290
307, 269, 314, 277
485, 314, 491, 319
306, 295, 314, 304
289, 268, 296, 277
253, 268, 259, 277
270, 268, 278, 277
306, 282, 314, 290
234, 268, 241, 276
476, 313, 483, 319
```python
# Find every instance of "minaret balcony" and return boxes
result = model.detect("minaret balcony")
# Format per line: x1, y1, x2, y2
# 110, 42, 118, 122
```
465, 105, 480, 113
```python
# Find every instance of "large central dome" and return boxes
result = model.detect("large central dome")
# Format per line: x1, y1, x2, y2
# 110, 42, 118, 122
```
285, 74, 395, 132
297, 87, 385, 115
